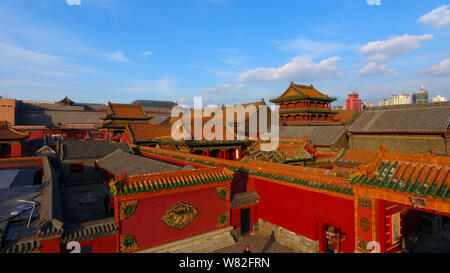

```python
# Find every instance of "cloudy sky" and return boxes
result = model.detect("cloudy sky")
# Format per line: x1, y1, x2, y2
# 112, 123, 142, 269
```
0, 0, 449, 106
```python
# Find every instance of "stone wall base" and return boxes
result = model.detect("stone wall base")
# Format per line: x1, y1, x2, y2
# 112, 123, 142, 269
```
138, 227, 235, 253
256, 219, 319, 253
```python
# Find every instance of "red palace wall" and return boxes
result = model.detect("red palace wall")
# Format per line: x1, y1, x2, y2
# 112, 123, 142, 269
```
252, 177, 355, 253
231, 205, 259, 231
76, 235, 116, 253
39, 238, 61, 253
119, 186, 230, 251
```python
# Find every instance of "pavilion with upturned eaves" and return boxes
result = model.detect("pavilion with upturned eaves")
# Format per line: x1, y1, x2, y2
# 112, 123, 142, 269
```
270, 82, 337, 125
98, 102, 154, 141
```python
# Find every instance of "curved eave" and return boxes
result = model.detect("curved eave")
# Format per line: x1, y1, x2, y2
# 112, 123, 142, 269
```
270, 95, 337, 103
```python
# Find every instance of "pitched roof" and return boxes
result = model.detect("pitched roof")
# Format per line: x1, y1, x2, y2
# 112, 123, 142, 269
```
17, 110, 104, 126
348, 101, 450, 133
333, 110, 359, 124
349, 151, 450, 201
271, 82, 336, 103
135, 146, 354, 196
57, 96, 74, 106
279, 126, 345, 146
59, 140, 132, 160
0, 123, 29, 141
230, 191, 260, 208
36, 145, 56, 157
109, 167, 233, 196
125, 124, 173, 144
105, 102, 152, 120
249, 139, 315, 163
131, 100, 176, 108
96, 149, 189, 176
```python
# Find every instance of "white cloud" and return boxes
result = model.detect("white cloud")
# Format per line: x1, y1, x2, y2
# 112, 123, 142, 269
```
366, 0, 381, 6
419, 59, 450, 76
358, 62, 397, 76
218, 83, 245, 89
0, 42, 93, 77
236, 56, 342, 83
104, 51, 130, 63
218, 48, 246, 66
418, 5, 450, 28
143, 51, 154, 58
361, 34, 433, 62
273, 37, 346, 57
66, 0, 81, 6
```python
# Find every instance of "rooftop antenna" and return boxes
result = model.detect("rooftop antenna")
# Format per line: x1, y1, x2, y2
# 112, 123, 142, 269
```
17, 200, 36, 228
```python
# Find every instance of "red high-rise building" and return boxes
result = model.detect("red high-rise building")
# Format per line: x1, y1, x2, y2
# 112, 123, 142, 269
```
345, 92, 362, 112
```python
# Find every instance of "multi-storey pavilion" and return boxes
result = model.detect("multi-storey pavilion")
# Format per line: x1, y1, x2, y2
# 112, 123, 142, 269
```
270, 82, 337, 125
98, 102, 154, 141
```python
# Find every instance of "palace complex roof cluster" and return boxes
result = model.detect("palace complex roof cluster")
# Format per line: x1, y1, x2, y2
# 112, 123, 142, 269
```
0, 81, 448, 254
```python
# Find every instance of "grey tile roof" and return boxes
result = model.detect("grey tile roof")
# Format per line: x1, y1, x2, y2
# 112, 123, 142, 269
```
348, 101, 450, 133
150, 114, 171, 124
36, 145, 56, 157
132, 100, 176, 108
61, 218, 117, 244
17, 110, 104, 125
279, 126, 346, 146
60, 140, 132, 160
96, 149, 190, 176
230, 191, 260, 208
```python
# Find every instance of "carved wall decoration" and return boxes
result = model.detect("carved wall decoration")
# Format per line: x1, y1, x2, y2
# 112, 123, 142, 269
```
120, 234, 139, 252
216, 211, 229, 228
161, 201, 199, 230
119, 200, 139, 221
216, 186, 229, 200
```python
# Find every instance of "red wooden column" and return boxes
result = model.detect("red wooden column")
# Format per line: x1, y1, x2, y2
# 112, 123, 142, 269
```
206, 149, 210, 157
223, 148, 227, 159
10, 143, 22, 158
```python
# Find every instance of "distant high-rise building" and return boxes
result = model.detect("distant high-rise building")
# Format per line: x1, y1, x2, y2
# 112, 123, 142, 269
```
363, 102, 376, 108
412, 86, 429, 104
432, 94, 447, 102
390, 93, 411, 105
345, 92, 362, 112
379, 98, 390, 106
332, 105, 344, 110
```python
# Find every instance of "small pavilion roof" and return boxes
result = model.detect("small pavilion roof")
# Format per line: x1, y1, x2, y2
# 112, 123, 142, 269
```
271, 82, 337, 103
101, 102, 153, 120
248, 138, 315, 163
0, 122, 29, 141
57, 96, 74, 106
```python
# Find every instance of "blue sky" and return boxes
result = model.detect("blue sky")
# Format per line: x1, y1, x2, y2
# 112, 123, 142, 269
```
0, 0, 449, 106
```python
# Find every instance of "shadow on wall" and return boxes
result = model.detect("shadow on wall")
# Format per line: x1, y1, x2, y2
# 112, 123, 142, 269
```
230, 170, 248, 194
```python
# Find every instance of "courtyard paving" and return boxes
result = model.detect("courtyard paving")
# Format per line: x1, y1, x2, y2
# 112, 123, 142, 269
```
214, 234, 297, 253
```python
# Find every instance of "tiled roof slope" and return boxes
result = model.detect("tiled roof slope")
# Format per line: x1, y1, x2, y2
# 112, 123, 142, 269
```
59, 140, 132, 160
0, 125, 29, 140
17, 110, 104, 125
96, 149, 188, 176
104, 102, 152, 120
348, 101, 450, 133
270, 82, 337, 102
135, 146, 353, 197
231, 191, 260, 208
109, 167, 233, 196
349, 152, 450, 201
249, 139, 314, 163
279, 126, 345, 146
131, 100, 176, 108
126, 124, 173, 143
